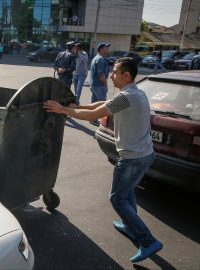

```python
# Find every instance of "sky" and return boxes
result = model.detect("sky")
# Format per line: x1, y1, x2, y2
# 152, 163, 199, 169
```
142, 0, 183, 27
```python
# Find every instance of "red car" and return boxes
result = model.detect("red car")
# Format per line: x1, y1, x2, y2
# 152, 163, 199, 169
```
95, 70, 200, 191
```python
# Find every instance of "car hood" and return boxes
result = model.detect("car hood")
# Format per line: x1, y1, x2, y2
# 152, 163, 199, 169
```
162, 56, 170, 61
175, 59, 191, 64
0, 203, 21, 236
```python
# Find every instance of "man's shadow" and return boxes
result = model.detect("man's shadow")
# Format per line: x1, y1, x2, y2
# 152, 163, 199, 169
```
13, 207, 124, 270
65, 118, 96, 138
136, 178, 200, 244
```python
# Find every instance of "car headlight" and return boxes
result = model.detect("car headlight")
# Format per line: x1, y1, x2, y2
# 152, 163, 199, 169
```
18, 233, 29, 260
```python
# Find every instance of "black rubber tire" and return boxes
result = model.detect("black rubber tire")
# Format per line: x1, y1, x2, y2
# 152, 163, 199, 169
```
43, 191, 60, 209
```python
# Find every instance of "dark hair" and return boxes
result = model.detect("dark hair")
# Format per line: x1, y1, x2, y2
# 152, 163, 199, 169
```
75, 43, 82, 49
115, 57, 138, 80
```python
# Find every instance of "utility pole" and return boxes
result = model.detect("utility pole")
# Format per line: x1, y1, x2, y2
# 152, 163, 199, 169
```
91, 0, 100, 58
180, 0, 192, 50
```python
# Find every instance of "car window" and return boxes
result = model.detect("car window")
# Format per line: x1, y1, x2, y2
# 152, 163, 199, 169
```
137, 80, 200, 120
182, 53, 195, 60
162, 51, 175, 57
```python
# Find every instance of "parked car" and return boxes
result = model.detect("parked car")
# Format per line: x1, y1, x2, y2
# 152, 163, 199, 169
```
148, 50, 190, 69
0, 203, 34, 269
95, 70, 200, 191
174, 53, 195, 70
107, 51, 142, 65
27, 43, 41, 52
190, 53, 200, 70
27, 47, 63, 62
141, 54, 156, 67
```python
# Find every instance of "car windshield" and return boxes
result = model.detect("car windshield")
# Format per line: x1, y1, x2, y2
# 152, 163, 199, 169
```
144, 55, 153, 59
162, 51, 175, 57
137, 80, 200, 121
35, 48, 45, 53
135, 46, 149, 52
182, 53, 195, 60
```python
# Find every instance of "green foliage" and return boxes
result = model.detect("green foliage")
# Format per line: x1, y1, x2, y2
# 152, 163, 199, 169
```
141, 19, 149, 31
16, 1, 35, 41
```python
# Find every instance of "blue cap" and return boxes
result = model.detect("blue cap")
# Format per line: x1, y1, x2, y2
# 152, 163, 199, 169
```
66, 41, 75, 50
97, 43, 111, 52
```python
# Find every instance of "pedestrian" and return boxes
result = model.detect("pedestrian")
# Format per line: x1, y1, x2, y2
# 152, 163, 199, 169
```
44, 57, 163, 263
154, 49, 166, 72
72, 14, 78, 25
90, 42, 110, 103
73, 43, 88, 105
89, 42, 110, 125
53, 41, 76, 89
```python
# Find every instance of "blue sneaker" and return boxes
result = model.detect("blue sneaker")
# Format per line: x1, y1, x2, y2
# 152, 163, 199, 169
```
130, 240, 163, 263
112, 220, 137, 241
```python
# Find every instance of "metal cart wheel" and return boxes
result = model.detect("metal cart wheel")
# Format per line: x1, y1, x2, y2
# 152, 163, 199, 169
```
43, 190, 60, 209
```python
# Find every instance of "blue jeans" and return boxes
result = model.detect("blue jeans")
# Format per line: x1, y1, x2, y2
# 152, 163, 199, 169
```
73, 74, 87, 105
109, 153, 156, 246
90, 86, 108, 103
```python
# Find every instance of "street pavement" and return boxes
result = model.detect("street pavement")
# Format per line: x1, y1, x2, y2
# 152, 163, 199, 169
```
0, 55, 200, 270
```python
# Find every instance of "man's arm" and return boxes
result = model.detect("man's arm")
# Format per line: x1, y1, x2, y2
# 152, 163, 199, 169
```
96, 58, 108, 87
53, 52, 63, 69
77, 101, 105, 110
78, 51, 88, 63
99, 73, 107, 87
64, 54, 76, 73
44, 100, 110, 121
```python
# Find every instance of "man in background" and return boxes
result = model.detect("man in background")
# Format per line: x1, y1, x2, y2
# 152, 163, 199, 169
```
154, 48, 166, 72
73, 43, 88, 105
89, 42, 110, 125
53, 41, 76, 89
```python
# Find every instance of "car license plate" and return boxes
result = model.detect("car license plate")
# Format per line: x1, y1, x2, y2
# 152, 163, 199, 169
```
151, 130, 163, 143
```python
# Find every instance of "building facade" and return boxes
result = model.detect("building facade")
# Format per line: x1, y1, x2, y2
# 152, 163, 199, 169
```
0, 0, 144, 52
178, 0, 200, 35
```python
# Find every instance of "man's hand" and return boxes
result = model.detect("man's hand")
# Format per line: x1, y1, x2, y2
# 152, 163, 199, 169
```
44, 100, 64, 114
68, 102, 78, 109
58, 67, 65, 74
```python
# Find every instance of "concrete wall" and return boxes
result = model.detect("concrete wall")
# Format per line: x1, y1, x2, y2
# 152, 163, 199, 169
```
178, 0, 200, 34
95, 34, 132, 51
84, 0, 144, 35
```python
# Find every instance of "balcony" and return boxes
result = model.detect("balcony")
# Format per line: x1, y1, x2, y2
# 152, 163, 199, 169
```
49, 16, 84, 33
62, 17, 84, 26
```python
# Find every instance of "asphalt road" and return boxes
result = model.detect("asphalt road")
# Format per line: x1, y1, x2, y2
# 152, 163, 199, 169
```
0, 55, 200, 270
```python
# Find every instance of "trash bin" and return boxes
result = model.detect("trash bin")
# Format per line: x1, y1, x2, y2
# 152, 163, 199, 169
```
0, 77, 75, 209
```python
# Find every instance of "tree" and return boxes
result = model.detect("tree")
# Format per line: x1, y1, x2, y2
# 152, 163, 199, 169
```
16, 0, 35, 41
141, 19, 149, 32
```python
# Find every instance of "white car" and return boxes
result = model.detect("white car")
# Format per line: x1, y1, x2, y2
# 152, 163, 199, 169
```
0, 203, 34, 270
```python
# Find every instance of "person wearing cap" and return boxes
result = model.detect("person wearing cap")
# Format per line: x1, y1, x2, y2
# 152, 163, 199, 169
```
90, 42, 110, 102
53, 41, 76, 88
73, 43, 88, 105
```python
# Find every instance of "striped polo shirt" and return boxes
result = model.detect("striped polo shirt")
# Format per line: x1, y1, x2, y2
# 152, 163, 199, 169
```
105, 82, 153, 159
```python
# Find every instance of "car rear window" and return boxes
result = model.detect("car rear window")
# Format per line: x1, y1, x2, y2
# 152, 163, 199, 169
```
137, 80, 200, 121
